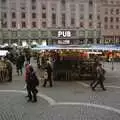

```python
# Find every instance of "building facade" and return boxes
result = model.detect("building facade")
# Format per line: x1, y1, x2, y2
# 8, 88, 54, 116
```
100, 0, 120, 44
0, 0, 105, 45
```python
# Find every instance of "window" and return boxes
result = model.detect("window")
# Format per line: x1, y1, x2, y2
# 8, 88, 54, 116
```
21, 12, 26, 19
12, 21, 16, 28
3, 12, 7, 18
31, 0, 36, 3
116, 25, 119, 29
110, 25, 113, 29
2, 21, 7, 28
32, 5, 36, 10
32, 13, 36, 18
1, 0, 6, 3
62, 13, 66, 27
71, 18, 75, 25
89, 0, 93, 6
116, 9, 119, 14
52, 13, 56, 25
80, 22, 84, 28
110, 9, 114, 14
97, 15, 100, 20
42, 4, 46, 10
116, 17, 119, 22
105, 8, 108, 14
110, 1, 114, 4
89, 22, 92, 27
42, 13, 46, 18
104, 17, 108, 22
22, 21, 26, 28
89, 14, 93, 20
80, 14, 84, 20
104, 24, 108, 29
79, 4, 84, 11
12, 12, 16, 19
110, 17, 113, 22
32, 21, 36, 28
97, 22, 101, 28
42, 22, 46, 28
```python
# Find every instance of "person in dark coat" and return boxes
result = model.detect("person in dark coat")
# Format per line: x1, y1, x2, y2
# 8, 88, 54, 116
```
26, 53, 31, 64
91, 63, 106, 91
16, 54, 23, 76
6, 58, 12, 82
26, 66, 39, 102
19, 52, 25, 68
43, 61, 53, 87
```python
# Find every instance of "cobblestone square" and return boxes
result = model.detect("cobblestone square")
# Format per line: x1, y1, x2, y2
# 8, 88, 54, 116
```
0, 60, 120, 120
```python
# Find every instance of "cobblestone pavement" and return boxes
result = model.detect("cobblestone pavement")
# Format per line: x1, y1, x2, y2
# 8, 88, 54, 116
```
0, 59, 120, 120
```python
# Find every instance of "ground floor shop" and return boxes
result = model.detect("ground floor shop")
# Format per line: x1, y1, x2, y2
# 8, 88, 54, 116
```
0, 29, 101, 45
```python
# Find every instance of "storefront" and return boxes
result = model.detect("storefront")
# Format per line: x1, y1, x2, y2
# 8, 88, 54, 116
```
0, 28, 101, 45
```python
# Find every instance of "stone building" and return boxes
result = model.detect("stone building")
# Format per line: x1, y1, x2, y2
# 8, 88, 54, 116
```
100, 0, 120, 44
0, 0, 105, 45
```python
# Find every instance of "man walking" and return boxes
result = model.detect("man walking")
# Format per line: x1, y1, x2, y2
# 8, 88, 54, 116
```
91, 63, 106, 91
26, 65, 39, 102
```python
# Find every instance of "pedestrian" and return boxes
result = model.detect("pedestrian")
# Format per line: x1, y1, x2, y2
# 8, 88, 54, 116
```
16, 54, 23, 76
90, 60, 99, 87
91, 63, 106, 91
26, 66, 39, 102
5, 57, 12, 82
43, 60, 53, 87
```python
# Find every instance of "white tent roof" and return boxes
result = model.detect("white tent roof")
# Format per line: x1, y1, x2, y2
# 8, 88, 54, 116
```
0, 50, 9, 56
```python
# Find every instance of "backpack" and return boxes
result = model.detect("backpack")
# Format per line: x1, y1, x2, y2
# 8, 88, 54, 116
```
31, 72, 39, 86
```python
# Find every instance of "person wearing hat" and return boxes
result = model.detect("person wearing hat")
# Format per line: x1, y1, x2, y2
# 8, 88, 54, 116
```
91, 63, 106, 91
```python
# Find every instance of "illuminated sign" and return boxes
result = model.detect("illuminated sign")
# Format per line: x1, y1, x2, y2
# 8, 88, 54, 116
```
58, 40, 70, 44
58, 31, 71, 37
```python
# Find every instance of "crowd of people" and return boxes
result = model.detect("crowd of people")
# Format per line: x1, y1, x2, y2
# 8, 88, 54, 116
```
0, 48, 107, 103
